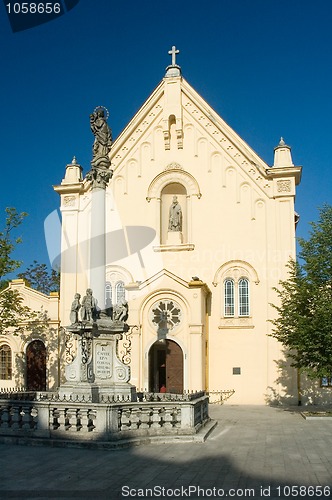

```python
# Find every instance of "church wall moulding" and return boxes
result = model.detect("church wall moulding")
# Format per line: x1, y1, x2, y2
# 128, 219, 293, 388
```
146, 169, 202, 202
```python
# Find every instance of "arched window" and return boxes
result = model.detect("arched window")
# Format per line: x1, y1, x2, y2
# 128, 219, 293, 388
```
223, 277, 251, 319
0, 345, 12, 380
115, 281, 126, 305
238, 278, 250, 317
224, 279, 235, 317
105, 282, 112, 308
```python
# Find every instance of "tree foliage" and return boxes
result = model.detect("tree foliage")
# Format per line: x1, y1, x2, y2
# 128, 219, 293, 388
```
18, 260, 60, 295
0, 207, 27, 289
0, 207, 49, 335
270, 204, 332, 378
0, 288, 49, 336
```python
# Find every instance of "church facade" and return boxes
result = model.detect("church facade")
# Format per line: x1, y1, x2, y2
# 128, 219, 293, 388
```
54, 51, 303, 405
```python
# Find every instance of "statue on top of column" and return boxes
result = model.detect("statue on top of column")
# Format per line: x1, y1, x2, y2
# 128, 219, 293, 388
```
90, 107, 112, 169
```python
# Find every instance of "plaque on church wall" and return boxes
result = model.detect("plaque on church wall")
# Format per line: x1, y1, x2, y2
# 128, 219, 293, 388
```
95, 342, 113, 379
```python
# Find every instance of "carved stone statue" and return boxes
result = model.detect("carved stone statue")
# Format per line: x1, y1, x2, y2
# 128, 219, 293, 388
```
90, 108, 112, 169
113, 301, 129, 322
81, 288, 97, 322
168, 196, 182, 232
70, 293, 81, 325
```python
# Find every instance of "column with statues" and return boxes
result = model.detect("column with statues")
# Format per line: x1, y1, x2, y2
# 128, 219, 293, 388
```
59, 108, 135, 403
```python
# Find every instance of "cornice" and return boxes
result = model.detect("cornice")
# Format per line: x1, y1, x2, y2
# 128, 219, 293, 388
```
53, 182, 86, 196
266, 166, 302, 185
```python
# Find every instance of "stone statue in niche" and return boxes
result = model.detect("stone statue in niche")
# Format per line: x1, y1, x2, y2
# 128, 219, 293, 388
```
168, 196, 182, 232
113, 300, 129, 322
70, 293, 81, 325
81, 288, 97, 322
90, 108, 112, 169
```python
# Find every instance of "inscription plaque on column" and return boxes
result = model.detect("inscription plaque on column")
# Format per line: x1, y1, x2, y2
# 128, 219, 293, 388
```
95, 343, 112, 379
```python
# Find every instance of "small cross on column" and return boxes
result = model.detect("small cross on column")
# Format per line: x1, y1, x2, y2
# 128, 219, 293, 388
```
168, 45, 179, 66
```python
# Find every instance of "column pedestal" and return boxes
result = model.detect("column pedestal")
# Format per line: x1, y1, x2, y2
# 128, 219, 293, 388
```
60, 320, 136, 402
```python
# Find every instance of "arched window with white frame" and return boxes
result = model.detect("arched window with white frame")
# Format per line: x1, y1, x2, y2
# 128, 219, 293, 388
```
105, 275, 127, 310
115, 281, 126, 305
215, 261, 258, 328
238, 278, 250, 317
105, 282, 112, 309
224, 279, 235, 317
0, 345, 12, 380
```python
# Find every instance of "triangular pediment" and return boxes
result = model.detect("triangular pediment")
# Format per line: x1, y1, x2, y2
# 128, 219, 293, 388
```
137, 269, 190, 291
1, 279, 59, 313
110, 76, 274, 197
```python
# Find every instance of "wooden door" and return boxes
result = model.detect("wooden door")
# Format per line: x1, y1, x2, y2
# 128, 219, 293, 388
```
26, 340, 46, 391
166, 340, 183, 393
149, 340, 183, 393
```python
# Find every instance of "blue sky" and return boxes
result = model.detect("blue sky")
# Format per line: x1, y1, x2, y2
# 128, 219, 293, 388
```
0, 0, 331, 274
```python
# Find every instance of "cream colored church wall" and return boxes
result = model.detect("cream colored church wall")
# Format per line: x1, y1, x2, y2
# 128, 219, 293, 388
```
55, 73, 303, 404
106, 102, 297, 403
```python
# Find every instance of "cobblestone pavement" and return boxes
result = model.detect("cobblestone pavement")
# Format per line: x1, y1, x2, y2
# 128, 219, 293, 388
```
1, 405, 332, 499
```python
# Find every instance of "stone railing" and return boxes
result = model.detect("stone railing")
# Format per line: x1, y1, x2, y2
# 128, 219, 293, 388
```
0, 392, 210, 444
208, 390, 235, 404
0, 390, 205, 404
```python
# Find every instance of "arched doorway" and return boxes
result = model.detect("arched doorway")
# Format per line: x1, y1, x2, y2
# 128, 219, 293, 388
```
148, 339, 183, 393
26, 340, 46, 391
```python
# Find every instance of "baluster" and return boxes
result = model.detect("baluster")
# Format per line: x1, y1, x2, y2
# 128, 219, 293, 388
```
20, 405, 31, 430
78, 408, 88, 432
30, 407, 38, 430
0, 406, 10, 428
66, 407, 77, 431
130, 408, 139, 430
10, 406, 21, 430
57, 408, 66, 431
139, 408, 151, 430
151, 407, 161, 429
50, 408, 59, 430
163, 407, 173, 429
87, 409, 96, 431
173, 407, 181, 428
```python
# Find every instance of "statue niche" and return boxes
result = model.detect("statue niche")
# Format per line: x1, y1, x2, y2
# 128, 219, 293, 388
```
161, 182, 187, 245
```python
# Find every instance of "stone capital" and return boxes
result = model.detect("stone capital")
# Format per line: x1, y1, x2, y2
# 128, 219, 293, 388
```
85, 167, 113, 189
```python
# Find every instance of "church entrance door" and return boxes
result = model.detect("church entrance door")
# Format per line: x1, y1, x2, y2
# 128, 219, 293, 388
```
26, 340, 47, 391
148, 340, 183, 393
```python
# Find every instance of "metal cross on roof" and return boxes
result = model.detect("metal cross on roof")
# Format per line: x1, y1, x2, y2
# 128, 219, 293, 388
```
168, 45, 179, 66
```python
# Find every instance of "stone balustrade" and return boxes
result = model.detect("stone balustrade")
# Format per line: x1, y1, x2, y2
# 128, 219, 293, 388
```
0, 392, 210, 443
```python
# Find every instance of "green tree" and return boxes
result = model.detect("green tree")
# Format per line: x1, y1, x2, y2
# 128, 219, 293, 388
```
0, 207, 45, 335
271, 204, 332, 378
0, 207, 27, 290
18, 261, 60, 295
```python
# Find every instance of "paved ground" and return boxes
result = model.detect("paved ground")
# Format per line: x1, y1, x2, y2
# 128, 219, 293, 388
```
1, 405, 332, 499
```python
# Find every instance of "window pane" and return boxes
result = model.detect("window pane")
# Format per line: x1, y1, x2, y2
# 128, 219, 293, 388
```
0, 345, 12, 380
239, 278, 249, 316
115, 281, 125, 305
224, 279, 234, 316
